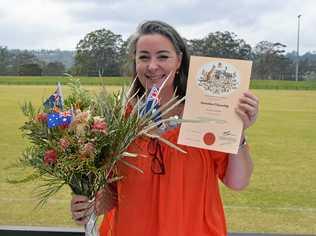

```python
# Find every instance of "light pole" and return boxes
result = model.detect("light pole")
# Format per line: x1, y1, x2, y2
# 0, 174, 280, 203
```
295, 14, 302, 82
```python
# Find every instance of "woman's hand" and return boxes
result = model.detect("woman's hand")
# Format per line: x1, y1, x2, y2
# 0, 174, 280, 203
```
70, 188, 117, 225
235, 91, 259, 130
70, 195, 93, 225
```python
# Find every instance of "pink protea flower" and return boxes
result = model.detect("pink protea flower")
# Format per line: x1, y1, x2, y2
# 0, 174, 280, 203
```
36, 112, 48, 122
84, 143, 95, 154
80, 143, 95, 159
70, 111, 90, 137
91, 117, 107, 134
44, 149, 57, 166
72, 111, 90, 126
78, 138, 85, 146
59, 138, 70, 151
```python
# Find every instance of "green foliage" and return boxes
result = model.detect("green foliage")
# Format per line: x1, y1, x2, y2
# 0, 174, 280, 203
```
21, 101, 38, 118
303, 71, 316, 81
43, 62, 66, 76
252, 41, 292, 80
64, 78, 93, 110
75, 29, 123, 76
2, 49, 40, 75
18, 63, 42, 76
0, 46, 10, 75
187, 31, 252, 60
32, 49, 74, 69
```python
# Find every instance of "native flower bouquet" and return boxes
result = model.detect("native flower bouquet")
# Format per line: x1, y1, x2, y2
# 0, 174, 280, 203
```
12, 77, 185, 236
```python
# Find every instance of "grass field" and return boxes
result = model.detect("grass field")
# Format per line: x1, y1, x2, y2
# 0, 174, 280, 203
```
0, 85, 315, 234
250, 79, 316, 90
221, 89, 316, 234
0, 76, 131, 86
1, 75, 316, 90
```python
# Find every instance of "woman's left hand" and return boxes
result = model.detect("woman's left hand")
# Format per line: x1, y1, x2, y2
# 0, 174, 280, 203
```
235, 91, 259, 130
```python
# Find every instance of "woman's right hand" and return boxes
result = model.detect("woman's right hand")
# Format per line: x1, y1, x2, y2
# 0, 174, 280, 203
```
70, 195, 93, 225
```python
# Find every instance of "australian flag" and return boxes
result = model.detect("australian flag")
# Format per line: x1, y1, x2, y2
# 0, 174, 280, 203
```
43, 82, 64, 111
47, 111, 72, 128
140, 85, 161, 123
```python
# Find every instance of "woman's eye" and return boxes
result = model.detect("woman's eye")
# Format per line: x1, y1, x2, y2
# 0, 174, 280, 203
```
138, 55, 149, 61
158, 55, 169, 60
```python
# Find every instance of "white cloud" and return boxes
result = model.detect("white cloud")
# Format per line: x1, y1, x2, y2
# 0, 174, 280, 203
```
0, 0, 315, 53
0, 0, 73, 49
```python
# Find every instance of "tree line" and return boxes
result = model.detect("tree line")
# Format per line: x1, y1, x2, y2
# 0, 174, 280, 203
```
1, 28, 316, 80
0, 48, 69, 76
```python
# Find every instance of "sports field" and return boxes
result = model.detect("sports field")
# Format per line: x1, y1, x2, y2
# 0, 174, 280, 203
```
0, 83, 315, 234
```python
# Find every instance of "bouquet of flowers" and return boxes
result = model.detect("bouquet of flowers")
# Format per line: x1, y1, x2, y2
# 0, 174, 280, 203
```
12, 77, 185, 236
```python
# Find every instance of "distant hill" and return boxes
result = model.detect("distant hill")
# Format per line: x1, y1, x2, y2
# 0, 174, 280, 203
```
286, 51, 316, 61
31, 49, 75, 69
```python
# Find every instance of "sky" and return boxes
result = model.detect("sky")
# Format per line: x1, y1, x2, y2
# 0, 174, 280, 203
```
0, 0, 315, 54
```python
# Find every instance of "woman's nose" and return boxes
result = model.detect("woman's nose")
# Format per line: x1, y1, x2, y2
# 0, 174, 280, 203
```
147, 58, 159, 71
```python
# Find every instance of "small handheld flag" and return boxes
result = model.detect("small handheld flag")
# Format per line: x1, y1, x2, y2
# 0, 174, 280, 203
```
140, 85, 161, 122
140, 72, 173, 123
43, 82, 64, 111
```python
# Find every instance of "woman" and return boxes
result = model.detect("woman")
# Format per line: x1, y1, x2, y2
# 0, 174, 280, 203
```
71, 20, 259, 236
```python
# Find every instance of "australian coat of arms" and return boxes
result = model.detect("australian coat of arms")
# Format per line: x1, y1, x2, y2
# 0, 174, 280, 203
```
197, 61, 240, 96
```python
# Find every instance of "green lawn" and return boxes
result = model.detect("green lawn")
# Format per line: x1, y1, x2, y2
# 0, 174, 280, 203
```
0, 85, 315, 234
222, 90, 316, 234
250, 79, 316, 90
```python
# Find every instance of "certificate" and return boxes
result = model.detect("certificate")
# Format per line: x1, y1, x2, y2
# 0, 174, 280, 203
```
178, 56, 252, 154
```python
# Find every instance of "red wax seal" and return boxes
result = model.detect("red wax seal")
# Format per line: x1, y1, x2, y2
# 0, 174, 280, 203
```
203, 132, 216, 145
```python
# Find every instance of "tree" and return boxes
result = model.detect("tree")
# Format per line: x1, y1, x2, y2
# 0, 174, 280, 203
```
19, 63, 42, 76
252, 41, 292, 80
187, 31, 252, 60
43, 61, 66, 76
33, 49, 75, 69
119, 38, 132, 76
75, 29, 123, 76
303, 71, 316, 80
186, 38, 205, 57
298, 57, 316, 81
9, 50, 39, 75
0, 46, 10, 75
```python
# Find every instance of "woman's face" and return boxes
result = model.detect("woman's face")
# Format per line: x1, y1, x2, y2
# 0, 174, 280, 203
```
135, 34, 182, 91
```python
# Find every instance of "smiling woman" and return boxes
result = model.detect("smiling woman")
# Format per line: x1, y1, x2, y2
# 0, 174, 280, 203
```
69, 20, 260, 236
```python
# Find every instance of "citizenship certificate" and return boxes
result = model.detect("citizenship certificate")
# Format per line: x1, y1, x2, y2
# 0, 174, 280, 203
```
178, 56, 252, 154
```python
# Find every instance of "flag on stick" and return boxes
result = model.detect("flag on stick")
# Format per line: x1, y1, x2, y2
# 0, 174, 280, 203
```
43, 82, 64, 111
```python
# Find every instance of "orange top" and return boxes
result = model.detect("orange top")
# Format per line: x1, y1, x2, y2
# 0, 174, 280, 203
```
100, 127, 229, 236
